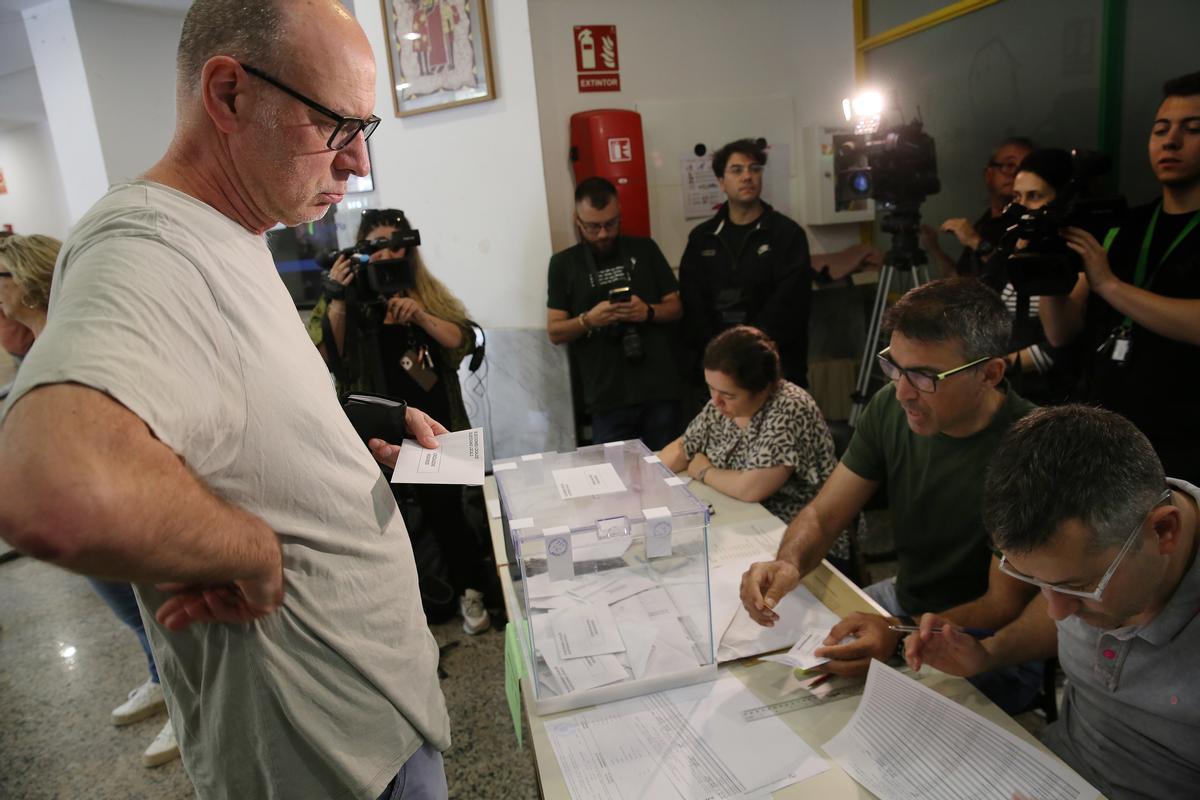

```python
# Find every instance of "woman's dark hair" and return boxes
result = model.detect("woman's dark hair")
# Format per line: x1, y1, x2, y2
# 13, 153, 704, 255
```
356, 208, 413, 243
1016, 148, 1074, 196
702, 326, 780, 393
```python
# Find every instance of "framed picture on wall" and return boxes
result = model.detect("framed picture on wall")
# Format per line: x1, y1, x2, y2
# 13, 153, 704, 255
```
379, 0, 496, 117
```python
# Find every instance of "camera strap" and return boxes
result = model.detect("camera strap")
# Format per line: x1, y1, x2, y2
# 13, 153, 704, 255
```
582, 238, 633, 296
1119, 203, 1200, 330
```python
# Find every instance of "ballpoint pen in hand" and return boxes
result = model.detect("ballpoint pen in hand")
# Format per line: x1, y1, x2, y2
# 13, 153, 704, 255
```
888, 624, 995, 639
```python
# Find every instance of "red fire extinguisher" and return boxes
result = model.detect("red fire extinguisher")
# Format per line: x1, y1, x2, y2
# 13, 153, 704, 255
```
569, 110, 651, 238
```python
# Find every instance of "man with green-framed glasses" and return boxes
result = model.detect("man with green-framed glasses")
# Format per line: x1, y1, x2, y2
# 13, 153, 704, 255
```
739, 277, 1044, 714
906, 406, 1200, 799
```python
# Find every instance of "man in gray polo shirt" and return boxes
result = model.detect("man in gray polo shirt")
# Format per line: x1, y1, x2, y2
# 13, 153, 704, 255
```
906, 405, 1200, 799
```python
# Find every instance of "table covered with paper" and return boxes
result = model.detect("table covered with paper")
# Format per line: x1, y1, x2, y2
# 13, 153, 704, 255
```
491, 478, 1101, 800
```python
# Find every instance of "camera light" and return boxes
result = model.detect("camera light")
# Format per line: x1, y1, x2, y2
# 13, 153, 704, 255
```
842, 89, 885, 135
852, 90, 885, 118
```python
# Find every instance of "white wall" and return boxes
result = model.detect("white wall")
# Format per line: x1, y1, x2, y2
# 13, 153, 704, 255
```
355, 0, 553, 330
529, 0, 862, 262
71, 0, 182, 184
22, 0, 108, 223
0, 121, 69, 238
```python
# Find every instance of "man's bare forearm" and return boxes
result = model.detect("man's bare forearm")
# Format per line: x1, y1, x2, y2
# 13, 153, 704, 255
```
979, 594, 1058, 670
775, 504, 837, 577
0, 384, 280, 585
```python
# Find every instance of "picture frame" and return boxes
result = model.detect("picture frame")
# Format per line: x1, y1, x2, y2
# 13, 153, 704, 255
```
379, 0, 496, 117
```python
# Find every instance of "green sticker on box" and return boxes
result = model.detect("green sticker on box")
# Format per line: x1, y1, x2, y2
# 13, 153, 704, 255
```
504, 622, 526, 748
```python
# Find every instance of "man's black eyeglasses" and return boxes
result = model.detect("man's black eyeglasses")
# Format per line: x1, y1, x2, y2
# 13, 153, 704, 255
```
876, 346, 994, 393
240, 63, 380, 151
987, 160, 1020, 175
0, 272, 11, 278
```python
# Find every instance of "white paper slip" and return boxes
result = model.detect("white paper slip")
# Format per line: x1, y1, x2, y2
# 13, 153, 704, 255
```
389, 427, 485, 486
552, 463, 627, 499
485, 497, 501, 519
761, 628, 851, 672
549, 603, 626, 659
544, 672, 830, 800
571, 572, 657, 605
824, 660, 1100, 800
717, 585, 840, 663
542, 650, 628, 694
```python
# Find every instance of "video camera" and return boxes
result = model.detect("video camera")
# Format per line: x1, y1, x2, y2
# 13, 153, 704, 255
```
317, 228, 422, 300
834, 91, 940, 270
995, 150, 1126, 296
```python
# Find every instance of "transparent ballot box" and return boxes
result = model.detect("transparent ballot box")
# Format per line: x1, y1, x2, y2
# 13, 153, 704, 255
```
494, 440, 715, 714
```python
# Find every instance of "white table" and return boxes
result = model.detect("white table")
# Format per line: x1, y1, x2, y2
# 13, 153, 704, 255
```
485, 475, 1091, 799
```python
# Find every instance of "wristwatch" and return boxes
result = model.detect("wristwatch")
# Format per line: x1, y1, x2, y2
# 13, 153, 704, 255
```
974, 238, 996, 259
645, 303, 656, 323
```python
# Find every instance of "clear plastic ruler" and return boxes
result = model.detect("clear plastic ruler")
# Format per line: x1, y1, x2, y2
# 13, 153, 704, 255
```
740, 668, 927, 723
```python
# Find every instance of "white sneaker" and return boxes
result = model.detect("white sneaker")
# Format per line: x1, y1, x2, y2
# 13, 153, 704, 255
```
460, 589, 491, 635
111, 679, 165, 727
142, 718, 180, 768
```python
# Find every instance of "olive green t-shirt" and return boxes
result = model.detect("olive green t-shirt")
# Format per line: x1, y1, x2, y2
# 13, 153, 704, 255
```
841, 382, 1036, 614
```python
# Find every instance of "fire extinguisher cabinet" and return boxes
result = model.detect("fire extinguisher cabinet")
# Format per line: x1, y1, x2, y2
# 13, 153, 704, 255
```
569, 110, 652, 238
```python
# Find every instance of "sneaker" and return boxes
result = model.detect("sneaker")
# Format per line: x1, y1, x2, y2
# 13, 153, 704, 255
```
460, 589, 491, 635
142, 718, 180, 768
111, 679, 165, 727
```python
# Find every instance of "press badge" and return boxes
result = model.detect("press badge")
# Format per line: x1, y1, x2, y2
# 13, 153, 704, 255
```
1098, 327, 1131, 365
400, 348, 438, 390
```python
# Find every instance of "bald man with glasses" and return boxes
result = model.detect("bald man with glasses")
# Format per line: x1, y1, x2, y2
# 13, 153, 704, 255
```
906, 406, 1200, 800
923, 136, 1035, 277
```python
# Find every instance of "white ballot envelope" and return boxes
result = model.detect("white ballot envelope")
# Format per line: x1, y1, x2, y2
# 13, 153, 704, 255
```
389, 427, 485, 486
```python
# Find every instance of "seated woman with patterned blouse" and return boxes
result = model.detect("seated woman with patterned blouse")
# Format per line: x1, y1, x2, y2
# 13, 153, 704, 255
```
660, 326, 852, 567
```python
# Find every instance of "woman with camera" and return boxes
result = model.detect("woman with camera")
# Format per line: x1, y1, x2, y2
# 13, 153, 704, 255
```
1, 234, 179, 766
308, 208, 496, 634
982, 148, 1083, 404
658, 326, 855, 573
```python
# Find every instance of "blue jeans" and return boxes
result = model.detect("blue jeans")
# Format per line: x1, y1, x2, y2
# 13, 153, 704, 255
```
591, 400, 680, 451
864, 577, 1043, 716
87, 578, 158, 684
376, 743, 447, 800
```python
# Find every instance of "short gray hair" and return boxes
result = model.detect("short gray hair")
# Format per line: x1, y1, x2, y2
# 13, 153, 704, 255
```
984, 405, 1166, 555
882, 277, 1011, 361
177, 0, 286, 94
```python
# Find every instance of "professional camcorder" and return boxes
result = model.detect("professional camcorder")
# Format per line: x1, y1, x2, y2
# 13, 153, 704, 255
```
317, 227, 422, 300
834, 91, 941, 269
995, 150, 1126, 296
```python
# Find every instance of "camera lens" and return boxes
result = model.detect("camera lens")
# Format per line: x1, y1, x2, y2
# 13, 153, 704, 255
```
850, 171, 872, 196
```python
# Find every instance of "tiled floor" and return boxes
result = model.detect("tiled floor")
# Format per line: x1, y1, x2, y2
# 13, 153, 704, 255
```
0, 556, 538, 799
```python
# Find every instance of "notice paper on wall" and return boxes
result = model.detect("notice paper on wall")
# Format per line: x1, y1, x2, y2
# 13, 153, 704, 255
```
545, 672, 830, 800
824, 660, 1100, 800
552, 462, 627, 500
389, 427, 485, 486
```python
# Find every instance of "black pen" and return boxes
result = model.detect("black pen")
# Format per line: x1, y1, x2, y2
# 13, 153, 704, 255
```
888, 624, 995, 639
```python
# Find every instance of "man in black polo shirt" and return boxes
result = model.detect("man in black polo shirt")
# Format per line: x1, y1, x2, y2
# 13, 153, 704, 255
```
546, 177, 682, 449
1041, 71, 1200, 483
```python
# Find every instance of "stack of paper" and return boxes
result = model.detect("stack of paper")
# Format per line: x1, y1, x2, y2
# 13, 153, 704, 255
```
524, 568, 710, 697
825, 661, 1100, 800
545, 672, 830, 800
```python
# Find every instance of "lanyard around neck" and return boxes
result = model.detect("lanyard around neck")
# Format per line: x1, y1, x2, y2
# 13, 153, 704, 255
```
1120, 203, 1200, 329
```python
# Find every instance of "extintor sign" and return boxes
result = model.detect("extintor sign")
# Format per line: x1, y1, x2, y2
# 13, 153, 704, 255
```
574, 25, 620, 93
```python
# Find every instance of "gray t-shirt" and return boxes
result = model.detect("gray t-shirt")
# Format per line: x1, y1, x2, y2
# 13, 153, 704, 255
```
1043, 478, 1200, 800
2, 182, 450, 800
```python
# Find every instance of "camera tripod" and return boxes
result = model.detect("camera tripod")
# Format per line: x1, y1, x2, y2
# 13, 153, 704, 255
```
848, 208, 933, 427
